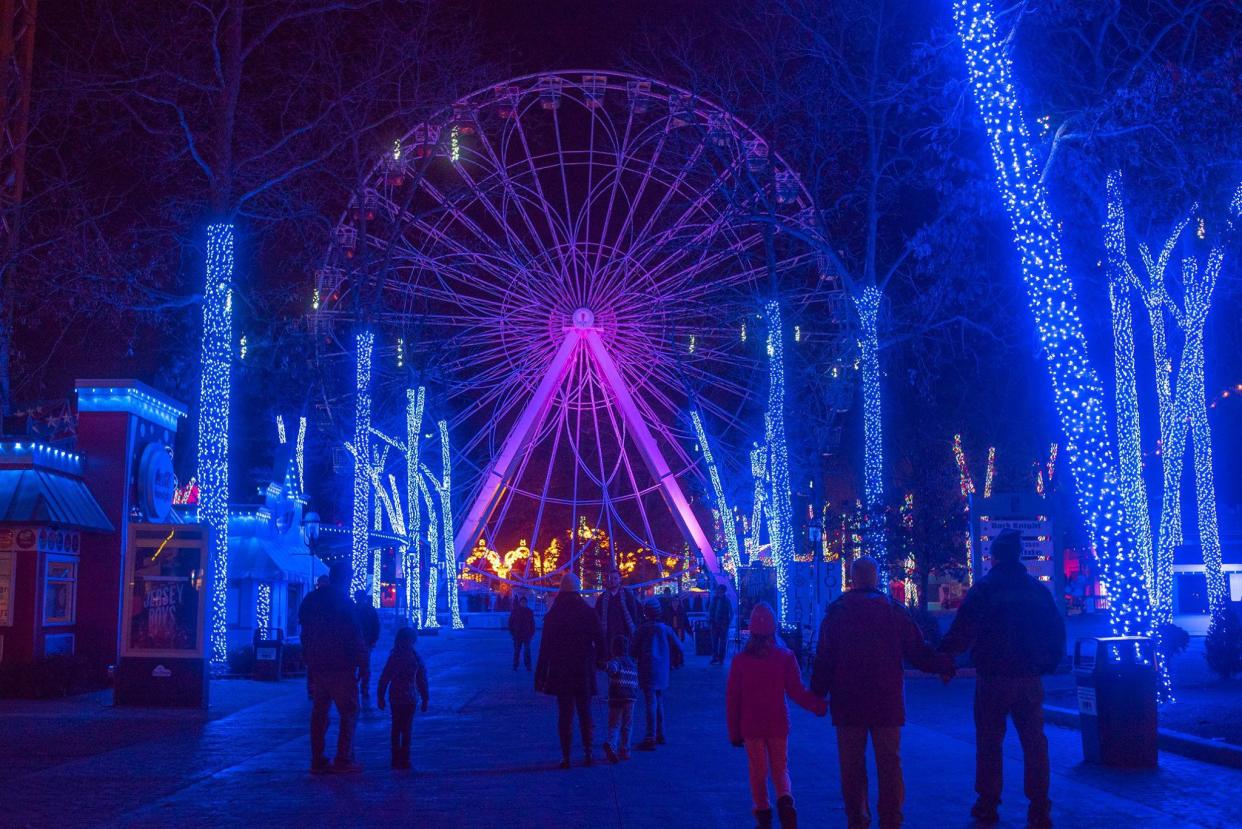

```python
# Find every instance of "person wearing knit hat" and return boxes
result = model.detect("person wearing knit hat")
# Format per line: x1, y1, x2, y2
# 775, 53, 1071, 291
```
534, 569, 607, 768
727, 601, 826, 828
939, 529, 1065, 828
632, 591, 685, 750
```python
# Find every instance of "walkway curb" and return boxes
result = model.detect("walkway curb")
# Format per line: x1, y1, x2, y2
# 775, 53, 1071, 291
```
1042, 704, 1242, 770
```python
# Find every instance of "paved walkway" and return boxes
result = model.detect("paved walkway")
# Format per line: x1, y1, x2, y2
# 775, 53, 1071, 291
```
3, 629, 1240, 828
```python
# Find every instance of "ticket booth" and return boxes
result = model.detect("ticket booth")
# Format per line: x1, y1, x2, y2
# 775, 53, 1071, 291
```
0, 442, 113, 670
74, 380, 187, 676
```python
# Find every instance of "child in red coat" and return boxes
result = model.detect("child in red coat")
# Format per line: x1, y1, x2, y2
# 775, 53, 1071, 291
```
726, 602, 827, 828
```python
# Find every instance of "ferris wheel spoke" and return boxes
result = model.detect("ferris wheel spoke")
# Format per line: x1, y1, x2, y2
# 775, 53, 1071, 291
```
443, 160, 543, 269
594, 369, 660, 553
510, 105, 575, 280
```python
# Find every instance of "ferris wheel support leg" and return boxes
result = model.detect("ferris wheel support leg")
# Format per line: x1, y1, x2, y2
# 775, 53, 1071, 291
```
582, 330, 733, 602
453, 330, 582, 560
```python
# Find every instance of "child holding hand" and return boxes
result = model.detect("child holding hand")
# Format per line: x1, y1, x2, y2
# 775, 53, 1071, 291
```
726, 602, 827, 828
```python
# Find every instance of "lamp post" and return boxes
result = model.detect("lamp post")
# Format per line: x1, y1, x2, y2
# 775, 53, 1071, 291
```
301, 511, 321, 591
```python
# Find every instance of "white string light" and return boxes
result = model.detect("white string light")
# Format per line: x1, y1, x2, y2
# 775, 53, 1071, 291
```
764, 300, 795, 621
352, 329, 374, 594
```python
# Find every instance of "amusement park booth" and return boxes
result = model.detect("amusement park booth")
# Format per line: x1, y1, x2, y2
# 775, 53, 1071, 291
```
0, 442, 113, 668
223, 472, 325, 651
73, 380, 190, 676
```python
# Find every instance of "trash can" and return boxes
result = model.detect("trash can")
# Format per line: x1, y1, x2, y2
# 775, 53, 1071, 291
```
694, 621, 712, 656
1073, 636, 1157, 768
253, 628, 284, 681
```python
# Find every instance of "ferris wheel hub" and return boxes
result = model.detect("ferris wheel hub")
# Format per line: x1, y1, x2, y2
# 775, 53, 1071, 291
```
571, 307, 596, 329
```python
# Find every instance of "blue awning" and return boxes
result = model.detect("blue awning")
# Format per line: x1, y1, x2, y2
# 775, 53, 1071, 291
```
0, 468, 113, 532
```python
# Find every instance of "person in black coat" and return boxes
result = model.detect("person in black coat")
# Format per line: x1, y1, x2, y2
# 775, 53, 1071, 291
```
535, 572, 607, 768
298, 562, 366, 774
354, 589, 381, 706
940, 529, 1066, 829
508, 595, 537, 671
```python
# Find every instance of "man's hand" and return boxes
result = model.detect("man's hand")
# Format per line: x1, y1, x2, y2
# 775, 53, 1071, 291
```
814, 699, 828, 717
731, 739, 744, 748
938, 654, 957, 684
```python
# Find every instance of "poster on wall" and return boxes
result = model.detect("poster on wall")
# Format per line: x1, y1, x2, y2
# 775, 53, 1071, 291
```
0, 550, 13, 627
122, 526, 208, 659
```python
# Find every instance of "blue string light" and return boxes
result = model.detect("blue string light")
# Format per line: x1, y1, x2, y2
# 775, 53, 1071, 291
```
1104, 172, 1155, 600
854, 285, 887, 576
406, 387, 425, 626
199, 223, 233, 666
952, 1, 1153, 645
352, 329, 374, 594
255, 582, 271, 631
438, 419, 463, 629
692, 408, 741, 579
764, 300, 794, 622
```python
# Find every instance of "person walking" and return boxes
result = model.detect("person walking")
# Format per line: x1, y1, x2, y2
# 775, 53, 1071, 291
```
708, 583, 733, 664
811, 556, 951, 829
534, 572, 607, 768
727, 602, 827, 829
508, 595, 536, 671
298, 561, 366, 774
632, 596, 684, 750
939, 529, 1066, 829
595, 569, 640, 652
353, 589, 381, 707
376, 627, 429, 769
601, 635, 639, 763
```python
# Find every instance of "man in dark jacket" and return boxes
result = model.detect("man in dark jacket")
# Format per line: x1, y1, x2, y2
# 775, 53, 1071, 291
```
595, 569, 640, 652
298, 561, 366, 774
939, 529, 1066, 829
354, 589, 381, 706
707, 583, 733, 664
508, 595, 536, 671
535, 572, 607, 768
812, 556, 951, 829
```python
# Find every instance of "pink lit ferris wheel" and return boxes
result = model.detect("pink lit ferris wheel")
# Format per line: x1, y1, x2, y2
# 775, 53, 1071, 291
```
314, 71, 849, 589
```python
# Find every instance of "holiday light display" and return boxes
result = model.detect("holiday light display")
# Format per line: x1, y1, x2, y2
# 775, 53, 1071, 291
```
419, 474, 440, 628
438, 419, 463, 628
953, 0, 1152, 641
1104, 172, 1155, 598
854, 285, 887, 569
276, 415, 287, 445
256, 582, 271, 631
295, 416, 307, 493
764, 300, 795, 621
352, 329, 374, 593
983, 447, 996, 500
406, 388, 425, 626
692, 409, 741, 578
951, 434, 976, 585
199, 223, 234, 665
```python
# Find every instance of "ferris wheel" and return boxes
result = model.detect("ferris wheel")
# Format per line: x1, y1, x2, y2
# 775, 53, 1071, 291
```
313, 71, 850, 590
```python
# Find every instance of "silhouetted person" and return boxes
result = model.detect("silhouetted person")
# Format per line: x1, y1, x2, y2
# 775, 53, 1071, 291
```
812, 556, 951, 829
595, 569, 640, 650
632, 596, 684, 750
377, 627, 429, 770
940, 529, 1066, 829
299, 561, 366, 774
535, 572, 606, 768
508, 595, 536, 670
354, 589, 381, 706
708, 583, 733, 664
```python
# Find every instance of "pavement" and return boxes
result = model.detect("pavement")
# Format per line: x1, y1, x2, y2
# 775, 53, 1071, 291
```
3, 629, 1241, 829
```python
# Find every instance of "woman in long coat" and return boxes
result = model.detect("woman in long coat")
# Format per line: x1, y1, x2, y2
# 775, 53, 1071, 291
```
535, 572, 607, 767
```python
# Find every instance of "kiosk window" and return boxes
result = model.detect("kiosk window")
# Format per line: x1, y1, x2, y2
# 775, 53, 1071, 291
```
44, 557, 77, 625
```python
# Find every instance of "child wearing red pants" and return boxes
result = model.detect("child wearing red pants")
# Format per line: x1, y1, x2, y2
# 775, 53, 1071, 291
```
726, 602, 827, 828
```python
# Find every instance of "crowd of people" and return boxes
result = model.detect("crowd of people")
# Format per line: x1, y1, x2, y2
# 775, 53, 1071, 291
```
298, 528, 1066, 829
